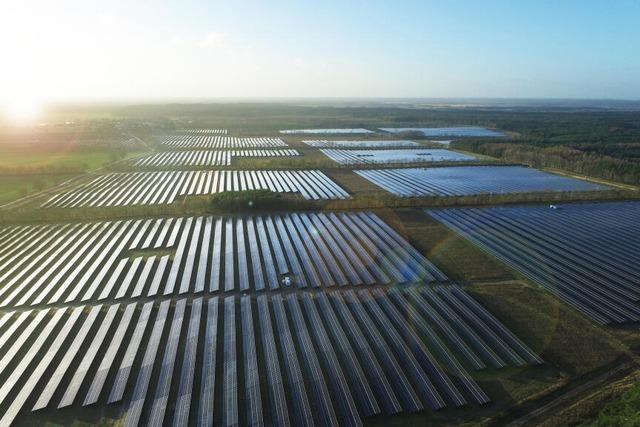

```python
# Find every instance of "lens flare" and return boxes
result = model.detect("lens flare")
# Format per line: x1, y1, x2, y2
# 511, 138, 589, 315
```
4, 99, 42, 123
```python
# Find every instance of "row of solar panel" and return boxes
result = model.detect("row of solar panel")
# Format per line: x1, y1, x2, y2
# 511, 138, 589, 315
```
356, 166, 608, 197
0, 288, 541, 425
177, 129, 228, 135
42, 169, 348, 208
0, 212, 444, 308
134, 149, 300, 168
319, 149, 476, 165
428, 202, 640, 324
303, 140, 420, 148
159, 136, 287, 149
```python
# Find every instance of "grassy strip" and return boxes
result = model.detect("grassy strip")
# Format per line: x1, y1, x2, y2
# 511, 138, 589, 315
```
0, 175, 78, 205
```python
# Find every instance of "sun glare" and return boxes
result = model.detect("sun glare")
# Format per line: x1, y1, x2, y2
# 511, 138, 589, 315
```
4, 99, 42, 123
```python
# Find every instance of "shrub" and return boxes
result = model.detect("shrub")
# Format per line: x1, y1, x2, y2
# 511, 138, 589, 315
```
208, 190, 311, 212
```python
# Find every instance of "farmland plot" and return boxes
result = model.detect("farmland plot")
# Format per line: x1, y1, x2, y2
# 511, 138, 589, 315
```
0, 288, 540, 425
0, 212, 445, 306
428, 202, 640, 324
357, 166, 609, 197
159, 136, 287, 149
42, 169, 348, 207
134, 149, 299, 168
380, 127, 505, 137
280, 128, 374, 134
320, 149, 477, 165
304, 140, 420, 148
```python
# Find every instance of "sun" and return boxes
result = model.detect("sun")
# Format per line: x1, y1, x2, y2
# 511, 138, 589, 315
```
4, 99, 42, 123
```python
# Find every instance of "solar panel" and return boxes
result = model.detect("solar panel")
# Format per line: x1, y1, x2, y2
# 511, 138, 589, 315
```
84, 302, 137, 405
223, 296, 239, 427
0, 306, 82, 425
241, 295, 264, 427
0, 308, 66, 407
34, 304, 103, 410
256, 295, 290, 427
336, 292, 421, 412
198, 297, 219, 427
314, 293, 382, 416
0, 309, 51, 376
148, 298, 187, 425
300, 294, 362, 426
272, 296, 314, 426
286, 294, 338, 426
173, 298, 203, 426
59, 304, 121, 408
109, 301, 154, 403
123, 300, 170, 427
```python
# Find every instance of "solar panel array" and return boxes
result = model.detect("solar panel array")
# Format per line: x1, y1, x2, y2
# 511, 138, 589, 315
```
356, 166, 609, 197
178, 129, 228, 135
42, 170, 348, 207
320, 149, 477, 165
380, 127, 505, 137
0, 287, 541, 425
0, 212, 446, 307
304, 140, 421, 148
428, 202, 640, 324
159, 136, 287, 149
280, 128, 374, 134
1, 120, 556, 425
134, 149, 300, 168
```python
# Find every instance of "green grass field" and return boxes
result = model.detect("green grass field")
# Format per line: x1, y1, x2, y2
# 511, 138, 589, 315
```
0, 150, 121, 171
0, 175, 77, 205
0, 144, 143, 205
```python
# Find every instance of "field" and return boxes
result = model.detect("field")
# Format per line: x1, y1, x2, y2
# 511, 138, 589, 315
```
0, 102, 639, 426
0, 150, 117, 171
0, 175, 76, 205
0, 129, 141, 206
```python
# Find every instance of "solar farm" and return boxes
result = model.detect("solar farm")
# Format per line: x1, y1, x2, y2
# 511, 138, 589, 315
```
280, 128, 375, 135
320, 149, 477, 165
134, 149, 300, 168
0, 205, 543, 425
0, 212, 447, 303
160, 136, 287, 149
303, 140, 421, 148
179, 129, 229, 135
380, 127, 505, 137
42, 170, 349, 207
428, 202, 640, 324
356, 166, 610, 197
0, 287, 542, 426
2, 111, 640, 427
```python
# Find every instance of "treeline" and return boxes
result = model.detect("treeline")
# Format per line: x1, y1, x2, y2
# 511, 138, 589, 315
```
209, 190, 314, 212
452, 141, 640, 185
2, 188, 637, 225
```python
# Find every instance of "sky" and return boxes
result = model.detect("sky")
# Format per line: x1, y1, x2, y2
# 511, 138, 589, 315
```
0, 0, 639, 106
